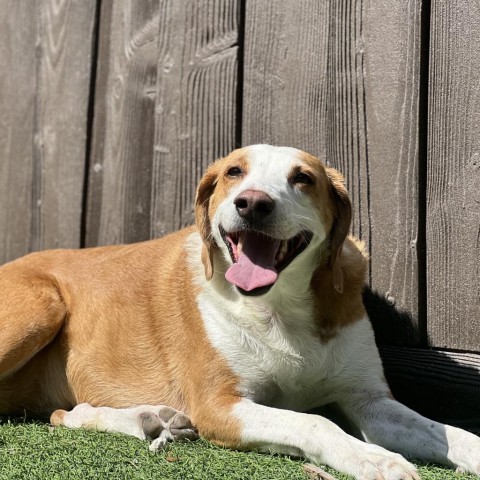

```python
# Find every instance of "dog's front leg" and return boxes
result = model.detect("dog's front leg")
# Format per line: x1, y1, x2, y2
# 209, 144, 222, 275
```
340, 395, 480, 475
214, 398, 418, 480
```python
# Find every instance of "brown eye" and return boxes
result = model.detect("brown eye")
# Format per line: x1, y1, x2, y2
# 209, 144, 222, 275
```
292, 172, 314, 185
227, 166, 243, 177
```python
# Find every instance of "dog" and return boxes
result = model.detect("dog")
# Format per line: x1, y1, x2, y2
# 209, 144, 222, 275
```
0, 144, 479, 479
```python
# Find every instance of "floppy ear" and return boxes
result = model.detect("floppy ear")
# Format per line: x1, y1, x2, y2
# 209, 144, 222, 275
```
195, 162, 220, 280
325, 167, 352, 294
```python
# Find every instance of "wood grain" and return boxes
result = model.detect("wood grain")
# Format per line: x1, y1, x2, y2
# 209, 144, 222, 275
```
242, 0, 422, 342
0, 1, 36, 264
150, 0, 240, 237
241, 0, 330, 157
86, 0, 240, 245
427, 1, 480, 350
304, 464, 338, 480
85, 1, 160, 246
362, 0, 422, 334
0, 0, 97, 264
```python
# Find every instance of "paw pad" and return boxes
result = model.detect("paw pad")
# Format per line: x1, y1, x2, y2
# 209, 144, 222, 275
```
140, 408, 199, 450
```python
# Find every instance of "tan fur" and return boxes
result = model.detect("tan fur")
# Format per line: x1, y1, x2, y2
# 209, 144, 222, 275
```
296, 152, 354, 294
50, 409, 66, 426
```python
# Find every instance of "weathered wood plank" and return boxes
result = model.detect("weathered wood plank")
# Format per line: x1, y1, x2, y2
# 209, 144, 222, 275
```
241, 1, 330, 169
0, 1, 36, 264
85, 1, 160, 246
427, 1, 480, 350
242, 0, 422, 343
151, 0, 240, 237
362, 1, 422, 338
86, 0, 240, 245
0, 0, 97, 264
36, 0, 98, 252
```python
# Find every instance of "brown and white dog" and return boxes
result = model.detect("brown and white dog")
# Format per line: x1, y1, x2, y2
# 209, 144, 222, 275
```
0, 145, 479, 479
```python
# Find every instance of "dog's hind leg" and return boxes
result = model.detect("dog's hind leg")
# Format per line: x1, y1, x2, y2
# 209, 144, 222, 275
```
0, 266, 66, 382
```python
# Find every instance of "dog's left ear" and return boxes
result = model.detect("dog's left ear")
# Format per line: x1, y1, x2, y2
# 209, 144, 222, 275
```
325, 167, 352, 294
195, 162, 220, 280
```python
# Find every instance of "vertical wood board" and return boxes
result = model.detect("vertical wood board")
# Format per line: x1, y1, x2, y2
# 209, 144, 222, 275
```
362, 0, 422, 340
241, 0, 331, 158
151, 0, 240, 237
427, 1, 480, 349
0, 0, 97, 263
86, 0, 160, 247
0, 1, 37, 264
242, 0, 422, 342
35, 0, 98, 252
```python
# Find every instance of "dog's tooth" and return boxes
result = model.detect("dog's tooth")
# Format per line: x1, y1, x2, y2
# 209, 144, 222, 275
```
237, 233, 244, 256
275, 240, 287, 265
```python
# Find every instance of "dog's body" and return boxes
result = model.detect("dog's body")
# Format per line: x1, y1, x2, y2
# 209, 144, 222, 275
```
1, 145, 479, 479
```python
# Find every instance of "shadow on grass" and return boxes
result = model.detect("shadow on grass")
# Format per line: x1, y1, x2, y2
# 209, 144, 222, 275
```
0, 413, 50, 425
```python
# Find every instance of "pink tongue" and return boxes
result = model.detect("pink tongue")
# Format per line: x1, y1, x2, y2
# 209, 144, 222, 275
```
225, 233, 281, 291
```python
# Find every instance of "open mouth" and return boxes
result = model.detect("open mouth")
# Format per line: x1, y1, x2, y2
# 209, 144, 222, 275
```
219, 226, 313, 295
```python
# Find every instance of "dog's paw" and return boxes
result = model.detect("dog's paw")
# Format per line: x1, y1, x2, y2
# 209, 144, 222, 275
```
344, 444, 419, 480
50, 409, 68, 426
168, 412, 199, 441
140, 411, 165, 440
357, 455, 419, 480
143, 407, 198, 452
446, 426, 480, 476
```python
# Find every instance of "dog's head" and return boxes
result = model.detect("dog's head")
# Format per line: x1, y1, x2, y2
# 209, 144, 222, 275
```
195, 145, 351, 296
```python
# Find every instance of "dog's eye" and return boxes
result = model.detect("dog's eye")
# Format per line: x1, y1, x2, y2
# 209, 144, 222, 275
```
227, 167, 243, 177
292, 172, 314, 185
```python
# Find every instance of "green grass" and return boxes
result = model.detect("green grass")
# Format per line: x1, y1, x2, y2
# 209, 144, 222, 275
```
0, 419, 477, 480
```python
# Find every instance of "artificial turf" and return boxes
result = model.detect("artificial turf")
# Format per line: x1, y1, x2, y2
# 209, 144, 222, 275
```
0, 418, 477, 480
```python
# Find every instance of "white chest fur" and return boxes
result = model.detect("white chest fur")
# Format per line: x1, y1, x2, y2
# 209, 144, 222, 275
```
197, 288, 382, 412
199, 294, 328, 409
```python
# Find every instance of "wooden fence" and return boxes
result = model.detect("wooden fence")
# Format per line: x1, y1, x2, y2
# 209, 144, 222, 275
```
0, 1, 479, 428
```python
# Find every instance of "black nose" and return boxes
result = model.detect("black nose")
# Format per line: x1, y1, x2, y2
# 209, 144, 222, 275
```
234, 189, 275, 222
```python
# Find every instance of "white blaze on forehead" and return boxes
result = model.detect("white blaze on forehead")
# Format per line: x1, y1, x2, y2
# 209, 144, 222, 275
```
241, 145, 304, 192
